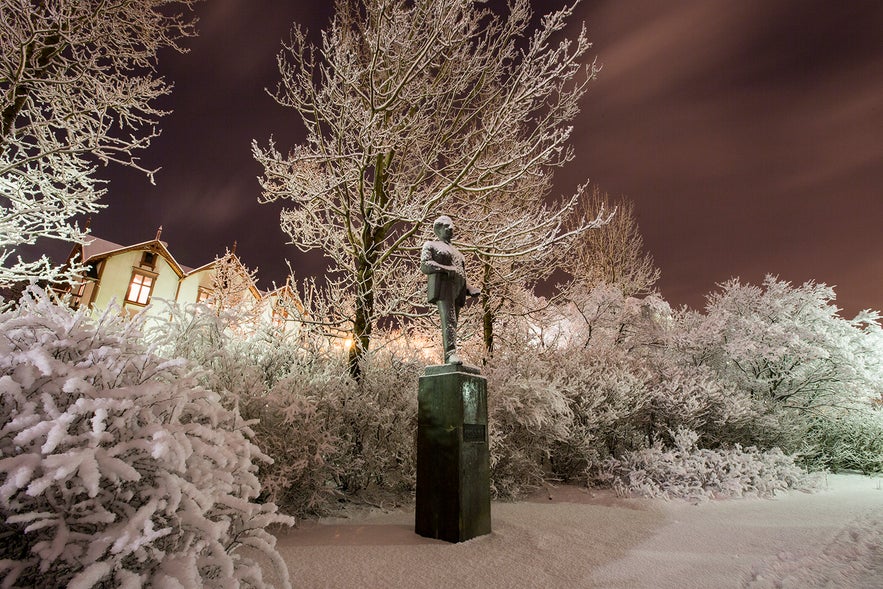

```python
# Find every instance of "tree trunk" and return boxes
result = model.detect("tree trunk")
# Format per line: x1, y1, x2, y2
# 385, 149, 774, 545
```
348, 253, 375, 380
347, 152, 391, 380
481, 260, 494, 358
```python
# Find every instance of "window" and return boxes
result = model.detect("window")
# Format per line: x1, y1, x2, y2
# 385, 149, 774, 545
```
197, 287, 213, 303
140, 251, 156, 269
126, 270, 155, 305
84, 262, 100, 279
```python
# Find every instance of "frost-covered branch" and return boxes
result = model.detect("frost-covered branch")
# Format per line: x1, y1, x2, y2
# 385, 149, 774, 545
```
0, 0, 200, 287
254, 0, 598, 374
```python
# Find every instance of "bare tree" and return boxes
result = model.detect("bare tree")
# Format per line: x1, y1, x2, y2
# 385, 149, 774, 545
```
569, 186, 659, 297
254, 0, 597, 375
0, 0, 199, 287
205, 247, 262, 324
453, 175, 611, 356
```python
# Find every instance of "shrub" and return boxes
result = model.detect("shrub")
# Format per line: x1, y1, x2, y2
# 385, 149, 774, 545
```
146, 302, 423, 515
682, 277, 883, 456
0, 289, 292, 588
552, 351, 652, 481
329, 347, 420, 498
599, 428, 817, 502
485, 347, 573, 498
239, 372, 342, 519
237, 337, 421, 513
802, 408, 883, 474
139, 279, 883, 512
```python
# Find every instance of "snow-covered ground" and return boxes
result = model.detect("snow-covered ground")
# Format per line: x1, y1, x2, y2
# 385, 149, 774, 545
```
264, 474, 882, 588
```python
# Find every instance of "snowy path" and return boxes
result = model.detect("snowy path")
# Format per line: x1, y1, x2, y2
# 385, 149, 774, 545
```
268, 474, 882, 588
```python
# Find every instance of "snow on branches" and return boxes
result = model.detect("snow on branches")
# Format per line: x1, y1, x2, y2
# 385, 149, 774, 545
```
600, 428, 817, 502
0, 0, 199, 286
0, 288, 292, 589
254, 0, 599, 372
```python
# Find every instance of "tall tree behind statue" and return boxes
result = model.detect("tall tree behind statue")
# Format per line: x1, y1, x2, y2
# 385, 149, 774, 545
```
0, 1, 200, 286
255, 0, 598, 376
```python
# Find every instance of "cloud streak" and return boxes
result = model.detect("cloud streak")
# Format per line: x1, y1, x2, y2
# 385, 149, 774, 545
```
564, 0, 883, 314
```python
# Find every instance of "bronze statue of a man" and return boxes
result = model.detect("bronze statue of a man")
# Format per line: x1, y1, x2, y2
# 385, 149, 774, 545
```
420, 215, 479, 364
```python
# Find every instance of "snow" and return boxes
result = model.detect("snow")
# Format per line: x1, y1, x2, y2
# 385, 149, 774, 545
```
256, 474, 881, 588
0, 288, 294, 587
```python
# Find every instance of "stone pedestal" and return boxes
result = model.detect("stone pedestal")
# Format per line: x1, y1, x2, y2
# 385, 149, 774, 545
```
415, 364, 491, 543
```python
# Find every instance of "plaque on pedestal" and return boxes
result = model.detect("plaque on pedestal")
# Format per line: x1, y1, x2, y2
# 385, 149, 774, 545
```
415, 364, 491, 542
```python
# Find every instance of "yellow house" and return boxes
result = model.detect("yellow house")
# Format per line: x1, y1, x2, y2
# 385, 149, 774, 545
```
63, 229, 297, 327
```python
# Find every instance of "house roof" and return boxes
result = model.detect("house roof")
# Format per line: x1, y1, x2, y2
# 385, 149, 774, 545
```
79, 236, 191, 278
81, 236, 125, 260
71, 233, 275, 303
262, 282, 305, 313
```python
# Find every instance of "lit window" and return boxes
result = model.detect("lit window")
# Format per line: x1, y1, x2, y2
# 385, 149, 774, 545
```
126, 271, 154, 305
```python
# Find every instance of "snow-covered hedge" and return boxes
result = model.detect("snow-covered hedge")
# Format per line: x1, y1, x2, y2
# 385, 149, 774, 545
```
143, 302, 341, 517
129, 277, 881, 513
600, 428, 817, 501
803, 409, 883, 474
486, 346, 574, 499
0, 289, 293, 588
146, 301, 420, 516
676, 278, 883, 461
239, 374, 341, 518
237, 350, 421, 516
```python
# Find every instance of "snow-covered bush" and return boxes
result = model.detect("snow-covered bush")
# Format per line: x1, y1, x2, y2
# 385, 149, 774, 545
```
600, 428, 817, 502
324, 347, 421, 499
673, 277, 883, 466
147, 301, 421, 514
487, 277, 882, 498
144, 301, 342, 517
0, 288, 293, 588
512, 285, 659, 484
553, 352, 652, 479
240, 375, 340, 518
531, 285, 755, 481
135, 277, 882, 513
694, 278, 880, 415
231, 344, 420, 515
237, 337, 420, 512
143, 300, 268, 401
802, 409, 883, 474
484, 342, 577, 498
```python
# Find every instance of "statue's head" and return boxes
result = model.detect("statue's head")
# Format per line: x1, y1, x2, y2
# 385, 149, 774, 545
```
433, 215, 454, 240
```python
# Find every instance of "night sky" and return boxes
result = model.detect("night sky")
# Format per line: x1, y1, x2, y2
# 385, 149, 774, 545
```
85, 0, 882, 317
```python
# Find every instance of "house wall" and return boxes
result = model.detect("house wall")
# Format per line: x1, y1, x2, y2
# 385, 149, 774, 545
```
177, 268, 213, 306
74, 279, 98, 310
90, 249, 181, 318
143, 255, 182, 316
74, 242, 302, 333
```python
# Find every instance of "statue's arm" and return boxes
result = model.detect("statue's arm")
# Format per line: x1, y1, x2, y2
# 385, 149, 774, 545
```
420, 243, 453, 276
